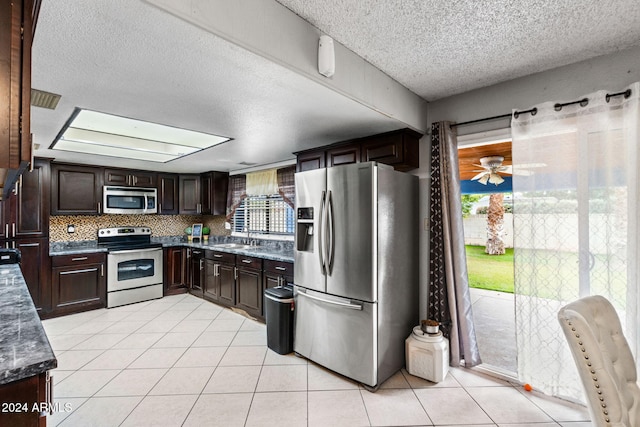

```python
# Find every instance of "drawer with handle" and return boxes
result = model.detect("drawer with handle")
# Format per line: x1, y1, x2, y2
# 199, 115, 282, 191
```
52, 252, 106, 267
236, 255, 262, 270
263, 259, 294, 276
205, 250, 235, 264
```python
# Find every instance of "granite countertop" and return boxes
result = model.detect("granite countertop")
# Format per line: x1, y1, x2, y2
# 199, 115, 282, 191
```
0, 264, 57, 386
50, 236, 294, 263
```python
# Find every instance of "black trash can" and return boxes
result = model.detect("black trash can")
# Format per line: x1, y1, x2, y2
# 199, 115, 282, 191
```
264, 286, 294, 354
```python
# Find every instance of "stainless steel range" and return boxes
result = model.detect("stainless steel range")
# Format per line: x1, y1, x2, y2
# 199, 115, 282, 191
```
98, 226, 163, 308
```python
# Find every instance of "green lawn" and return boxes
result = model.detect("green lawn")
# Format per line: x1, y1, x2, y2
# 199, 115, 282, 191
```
465, 245, 514, 293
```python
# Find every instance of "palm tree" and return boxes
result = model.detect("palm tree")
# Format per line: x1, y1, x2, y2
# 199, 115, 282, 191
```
485, 193, 506, 255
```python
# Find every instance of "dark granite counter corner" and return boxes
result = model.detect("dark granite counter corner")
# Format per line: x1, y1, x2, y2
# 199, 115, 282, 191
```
0, 264, 57, 386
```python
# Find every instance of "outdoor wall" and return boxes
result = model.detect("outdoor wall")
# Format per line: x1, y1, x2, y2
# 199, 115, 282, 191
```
463, 214, 514, 248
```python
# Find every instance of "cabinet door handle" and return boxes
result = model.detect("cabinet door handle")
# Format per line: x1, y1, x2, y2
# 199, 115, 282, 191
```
97, 202, 101, 213
158, 203, 162, 213
241, 259, 252, 264
45, 372, 53, 415
72, 257, 88, 261
275, 266, 286, 271
234, 267, 238, 280
214, 264, 219, 276
187, 248, 191, 258
200, 259, 204, 270
101, 264, 104, 277
213, 254, 223, 258
12, 223, 16, 238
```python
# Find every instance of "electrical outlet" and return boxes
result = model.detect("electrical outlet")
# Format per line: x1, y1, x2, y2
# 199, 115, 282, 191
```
67, 224, 75, 233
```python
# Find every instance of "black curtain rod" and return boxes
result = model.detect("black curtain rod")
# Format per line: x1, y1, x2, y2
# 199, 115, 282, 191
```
450, 88, 632, 128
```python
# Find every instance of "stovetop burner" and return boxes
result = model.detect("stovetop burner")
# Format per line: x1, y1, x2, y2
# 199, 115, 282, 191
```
97, 226, 161, 251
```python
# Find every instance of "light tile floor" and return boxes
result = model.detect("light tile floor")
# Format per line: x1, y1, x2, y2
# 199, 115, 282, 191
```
42, 293, 592, 426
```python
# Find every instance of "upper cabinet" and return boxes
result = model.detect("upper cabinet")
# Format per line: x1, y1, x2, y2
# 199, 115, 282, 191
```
157, 173, 179, 215
361, 129, 421, 172
0, 0, 38, 195
179, 172, 229, 215
104, 168, 157, 187
51, 163, 103, 215
179, 174, 201, 215
295, 128, 422, 172
201, 171, 228, 216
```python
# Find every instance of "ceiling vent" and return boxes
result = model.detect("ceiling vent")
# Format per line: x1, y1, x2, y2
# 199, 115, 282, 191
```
31, 89, 62, 109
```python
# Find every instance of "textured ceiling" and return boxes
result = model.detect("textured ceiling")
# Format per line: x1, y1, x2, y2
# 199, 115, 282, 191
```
30, 0, 640, 173
276, 0, 640, 101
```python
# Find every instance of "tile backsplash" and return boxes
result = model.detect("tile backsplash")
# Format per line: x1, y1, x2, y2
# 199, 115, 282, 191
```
50, 214, 230, 242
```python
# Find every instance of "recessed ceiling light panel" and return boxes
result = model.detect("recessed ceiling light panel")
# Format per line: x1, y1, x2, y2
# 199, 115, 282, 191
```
50, 108, 231, 162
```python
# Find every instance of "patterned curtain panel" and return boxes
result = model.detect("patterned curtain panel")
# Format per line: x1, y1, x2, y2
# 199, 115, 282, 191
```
277, 166, 296, 209
511, 82, 640, 401
428, 121, 482, 367
226, 174, 247, 222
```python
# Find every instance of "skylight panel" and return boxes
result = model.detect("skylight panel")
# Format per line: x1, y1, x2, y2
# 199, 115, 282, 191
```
50, 108, 231, 162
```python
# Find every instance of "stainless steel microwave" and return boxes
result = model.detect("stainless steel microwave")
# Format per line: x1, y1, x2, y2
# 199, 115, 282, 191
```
103, 186, 158, 214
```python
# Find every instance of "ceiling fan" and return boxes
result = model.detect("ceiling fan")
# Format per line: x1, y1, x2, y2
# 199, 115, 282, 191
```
471, 156, 512, 185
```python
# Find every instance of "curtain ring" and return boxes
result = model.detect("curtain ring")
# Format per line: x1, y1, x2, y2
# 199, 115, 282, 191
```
554, 103, 563, 112
579, 98, 589, 107
513, 111, 520, 119
531, 107, 537, 116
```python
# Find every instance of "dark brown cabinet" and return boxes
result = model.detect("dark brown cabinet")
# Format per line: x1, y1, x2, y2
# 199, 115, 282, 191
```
0, 0, 34, 174
296, 150, 326, 172
295, 128, 422, 172
1, 159, 50, 315
0, 371, 51, 427
164, 247, 188, 295
51, 163, 103, 215
189, 249, 204, 296
157, 173, 179, 215
203, 251, 235, 307
326, 144, 360, 167
201, 171, 229, 215
361, 128, 421, 172
51, 252, 106, 316
235, 256, 263, 319
16, 237, 49, 314
263, 259, 294, 290
179, 174, 201, 214
104, 168, 156, 187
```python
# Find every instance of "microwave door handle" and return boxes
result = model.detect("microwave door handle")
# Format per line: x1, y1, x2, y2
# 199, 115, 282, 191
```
144, 194, 148, 213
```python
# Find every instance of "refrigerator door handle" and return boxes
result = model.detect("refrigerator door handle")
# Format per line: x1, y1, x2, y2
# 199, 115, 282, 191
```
319, 190, 327, 275
297, 289, 363, 310
326, 190, 335, 274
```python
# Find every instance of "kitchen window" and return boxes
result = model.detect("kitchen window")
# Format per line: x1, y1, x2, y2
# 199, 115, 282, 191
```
232, 195, 295, 236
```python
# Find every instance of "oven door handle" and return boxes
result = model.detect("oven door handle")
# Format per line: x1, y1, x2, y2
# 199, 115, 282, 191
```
109, 247, 161, 255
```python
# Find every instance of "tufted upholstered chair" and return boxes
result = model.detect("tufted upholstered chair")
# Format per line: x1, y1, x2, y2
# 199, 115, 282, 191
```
558, 295, 640, 426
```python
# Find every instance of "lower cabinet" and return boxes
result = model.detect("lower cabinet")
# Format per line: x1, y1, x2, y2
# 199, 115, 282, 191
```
51, 253, 106, 316
0, 371, 52, 427
203, 251, 235, 307
235, 256, 263, 319
263, 259, 294, 290
15, 237, 50, 315
163, 247, 188, 295
175, 247, 293, 322
189, 249, 204, 297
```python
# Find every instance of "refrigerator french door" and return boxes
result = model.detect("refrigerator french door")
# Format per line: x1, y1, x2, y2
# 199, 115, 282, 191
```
293, 162, 418, 389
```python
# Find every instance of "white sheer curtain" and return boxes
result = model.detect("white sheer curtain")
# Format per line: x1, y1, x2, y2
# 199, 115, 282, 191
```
511, 82, 640, 401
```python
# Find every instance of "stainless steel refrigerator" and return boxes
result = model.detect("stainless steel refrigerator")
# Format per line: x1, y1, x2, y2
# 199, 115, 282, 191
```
294, 161, 418, 389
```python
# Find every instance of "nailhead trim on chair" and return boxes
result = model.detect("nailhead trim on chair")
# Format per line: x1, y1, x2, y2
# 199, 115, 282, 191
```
567, 320, 611, 424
